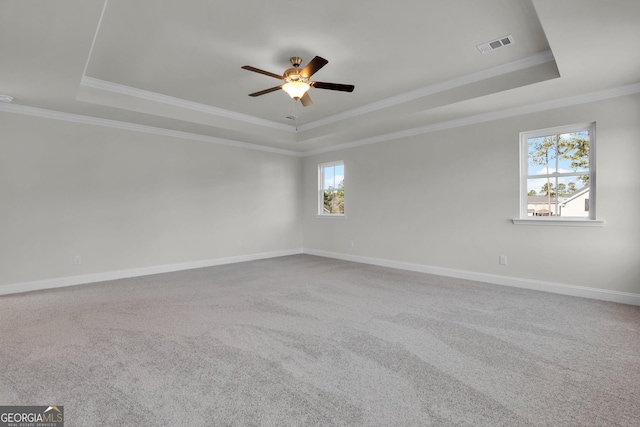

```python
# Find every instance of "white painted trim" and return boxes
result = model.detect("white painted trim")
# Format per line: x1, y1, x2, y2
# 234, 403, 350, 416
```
81, 76, 295, 132
301, 82, 640, 156
2, 248, 637, 305
511, 218, 605, 227
2, 82, 639, 158
0, 249, 303, 297
302, 249, 640, 306
0, 103, 302, 157
298, 50, 556, 132
82, 0, 109, 78
80, 51, 554, 135
317, 160, 344, 168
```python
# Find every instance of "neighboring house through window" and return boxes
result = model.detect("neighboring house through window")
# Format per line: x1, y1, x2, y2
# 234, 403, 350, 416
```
318, 161, 345, 216
520, 123, 595, 220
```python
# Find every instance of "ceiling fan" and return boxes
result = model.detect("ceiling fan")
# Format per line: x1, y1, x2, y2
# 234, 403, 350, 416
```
241, 56, 354, 107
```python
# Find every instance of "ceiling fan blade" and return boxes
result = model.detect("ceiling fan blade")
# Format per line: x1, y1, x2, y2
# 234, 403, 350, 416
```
300, 92, 313, 107
300, 56, 328, 78
248, 86, 282, 97
311, 81, 355, 92
241, 66, 284, 80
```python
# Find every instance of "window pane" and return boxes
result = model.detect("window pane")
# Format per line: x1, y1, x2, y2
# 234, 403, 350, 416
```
323, 189, 344, 214
323, 165, 344, 191
528, 131, 590, 176
334, 164, 344, 189
558, 181, 590, 218
558, 131, 590, 173
527, 135, 558, 175
527, 177, 590, 217
556, 176, 586, 197
323, 166, 335, 190
526, 178, 558, 216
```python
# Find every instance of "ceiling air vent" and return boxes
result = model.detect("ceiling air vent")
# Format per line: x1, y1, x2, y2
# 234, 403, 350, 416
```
477, 35, 514, 53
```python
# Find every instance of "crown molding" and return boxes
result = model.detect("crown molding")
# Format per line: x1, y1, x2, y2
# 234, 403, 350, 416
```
81, 51, 555, 136
301, 82, 640, 156
297, 50, 556, 132
81, 76, 296, 132
2, 83, 638, 158
0, 103, 302, 157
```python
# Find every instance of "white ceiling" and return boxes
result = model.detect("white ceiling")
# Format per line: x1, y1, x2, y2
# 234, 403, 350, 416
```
1, 0, 639, 153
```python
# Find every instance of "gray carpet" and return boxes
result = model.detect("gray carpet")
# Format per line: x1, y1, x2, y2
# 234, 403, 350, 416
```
0, 255, 639, 426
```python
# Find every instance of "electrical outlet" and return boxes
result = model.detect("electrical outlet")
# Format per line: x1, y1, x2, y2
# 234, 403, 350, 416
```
499, 255, 507, 265
74, 255, 82, 265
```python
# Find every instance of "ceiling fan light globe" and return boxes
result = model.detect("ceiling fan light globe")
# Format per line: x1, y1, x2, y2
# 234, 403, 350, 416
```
282, 81, 310, 99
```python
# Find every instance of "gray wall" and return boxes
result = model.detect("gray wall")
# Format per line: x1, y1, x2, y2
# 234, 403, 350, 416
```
302, 93, 640, 294
0, 113, 302, 285
2, 93, 639, 296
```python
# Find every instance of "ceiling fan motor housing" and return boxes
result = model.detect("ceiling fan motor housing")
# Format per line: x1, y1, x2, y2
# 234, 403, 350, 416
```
284, 68, 306, 82
284, 57, 306, 82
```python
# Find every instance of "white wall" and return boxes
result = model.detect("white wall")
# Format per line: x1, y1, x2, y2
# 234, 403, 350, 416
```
2, 93, 638, 299
302, 93, 640, 295
0, 113, 302, 286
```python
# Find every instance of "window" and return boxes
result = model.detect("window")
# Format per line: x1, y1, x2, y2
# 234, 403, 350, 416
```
318, 161, 345, 216
519, 123, 598, 223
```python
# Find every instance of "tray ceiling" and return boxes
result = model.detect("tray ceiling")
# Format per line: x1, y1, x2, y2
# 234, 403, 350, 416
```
1, 0, 639, 153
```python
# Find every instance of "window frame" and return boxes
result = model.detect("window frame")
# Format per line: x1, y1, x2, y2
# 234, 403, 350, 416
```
514, 122, 604, 227
318, 160, 346, 218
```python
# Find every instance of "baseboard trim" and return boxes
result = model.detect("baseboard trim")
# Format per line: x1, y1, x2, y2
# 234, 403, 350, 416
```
4, 248, 638, 306
0, 249, 303, 296
302, 249, 640, 306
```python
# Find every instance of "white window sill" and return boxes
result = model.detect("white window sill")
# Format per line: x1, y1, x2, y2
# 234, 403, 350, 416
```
316, 214, 346, 219
512, 218, 605, 227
